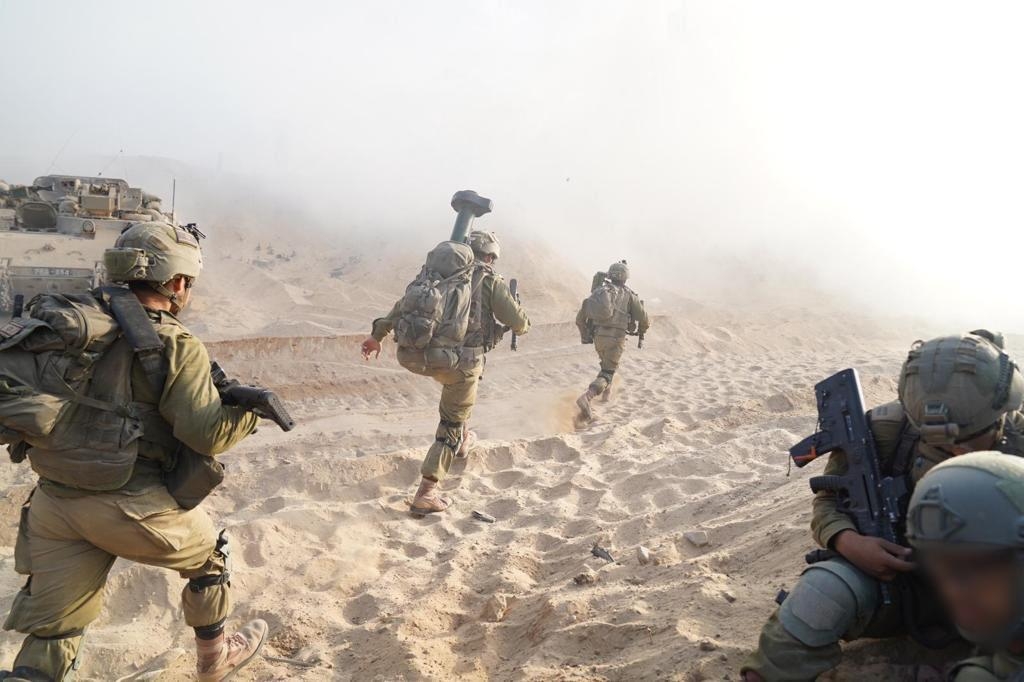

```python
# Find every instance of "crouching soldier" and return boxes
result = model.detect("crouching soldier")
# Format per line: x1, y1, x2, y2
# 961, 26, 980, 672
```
0, 223, 266, 681
742, 331, 1024, 680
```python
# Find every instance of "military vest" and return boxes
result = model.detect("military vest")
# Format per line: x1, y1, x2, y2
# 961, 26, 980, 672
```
871, 400, 1024, 486
0, 289, 158, 491
463, 264, 501, 351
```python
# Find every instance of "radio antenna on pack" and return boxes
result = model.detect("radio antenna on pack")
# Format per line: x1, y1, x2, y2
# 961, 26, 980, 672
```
171, 178, 177, 223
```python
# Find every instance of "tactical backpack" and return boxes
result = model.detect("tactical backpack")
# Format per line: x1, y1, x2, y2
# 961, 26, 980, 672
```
394, 241, 478, 352
584, 281, 631, 331
0, 289, 150, 490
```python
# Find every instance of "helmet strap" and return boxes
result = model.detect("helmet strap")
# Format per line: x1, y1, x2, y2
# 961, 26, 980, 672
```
149, 280, 182, 314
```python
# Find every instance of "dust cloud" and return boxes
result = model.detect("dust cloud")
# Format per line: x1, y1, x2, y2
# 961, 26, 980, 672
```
2, 1, 1022, 329
4, 4, 1024, 679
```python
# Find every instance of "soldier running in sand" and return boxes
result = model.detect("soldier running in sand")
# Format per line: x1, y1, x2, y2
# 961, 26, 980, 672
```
361, 191, 529, 515
575, 260, 649, 424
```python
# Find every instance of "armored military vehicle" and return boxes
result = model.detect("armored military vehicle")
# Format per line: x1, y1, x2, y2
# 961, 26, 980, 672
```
0, 174, 176, 311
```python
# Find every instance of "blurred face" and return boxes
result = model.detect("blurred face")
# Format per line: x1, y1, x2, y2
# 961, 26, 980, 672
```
925, 549, 1018, 639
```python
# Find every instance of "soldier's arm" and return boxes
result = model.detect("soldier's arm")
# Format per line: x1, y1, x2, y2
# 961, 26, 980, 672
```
159, 332, 258, 456
630, 293, 650, 334
370, 300, 402, 342
810, 449, 857, 548
576, 302, 589, 335
490, 277, 530, 335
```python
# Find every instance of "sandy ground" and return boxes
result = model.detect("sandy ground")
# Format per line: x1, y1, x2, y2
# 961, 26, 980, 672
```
0, 225, 1008, 680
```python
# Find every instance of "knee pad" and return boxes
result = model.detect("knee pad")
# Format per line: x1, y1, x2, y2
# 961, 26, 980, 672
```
189, 530, 232, 594
435, 420, 464, 451
188, 573, 230, 593
778, 559, 879, 647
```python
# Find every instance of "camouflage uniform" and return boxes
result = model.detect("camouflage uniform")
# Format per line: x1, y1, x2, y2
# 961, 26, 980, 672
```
371, 266, 529, 481
744, 333, 1024, 681
744, 404, 1024, 679
3, 307, 257, 680
575, 292, 648, 397
576, 263, 649, 411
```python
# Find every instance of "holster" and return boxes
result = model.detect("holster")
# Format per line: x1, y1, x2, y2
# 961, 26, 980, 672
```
164, 446, 225, 510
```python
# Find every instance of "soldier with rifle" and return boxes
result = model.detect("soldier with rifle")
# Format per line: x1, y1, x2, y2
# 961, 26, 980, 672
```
575, 260, 649, 423
0, 222, 294, 681
742, 331, 1024, 681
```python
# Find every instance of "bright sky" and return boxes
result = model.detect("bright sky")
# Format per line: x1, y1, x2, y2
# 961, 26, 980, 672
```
1, 1, 1022, 328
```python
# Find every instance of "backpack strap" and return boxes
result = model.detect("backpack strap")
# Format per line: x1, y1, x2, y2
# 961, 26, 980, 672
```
888, 417, 920, 477
466, 265, 489, 343
100, 286, 167, 394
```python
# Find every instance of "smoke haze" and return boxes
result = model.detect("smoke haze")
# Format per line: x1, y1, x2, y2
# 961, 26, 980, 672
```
2, 1, 1022, 329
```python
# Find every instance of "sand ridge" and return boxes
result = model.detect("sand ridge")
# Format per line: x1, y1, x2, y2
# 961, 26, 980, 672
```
0, 226, 994, 680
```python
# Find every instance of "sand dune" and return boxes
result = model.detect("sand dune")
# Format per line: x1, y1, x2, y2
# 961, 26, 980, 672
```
0, 307, 970, 681
0, 224, 1004, 680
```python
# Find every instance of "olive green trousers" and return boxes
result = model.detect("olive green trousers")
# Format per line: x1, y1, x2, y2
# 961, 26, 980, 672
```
589, 334, 626, 396
421, 358, 485, 481
3, 485, 230, 680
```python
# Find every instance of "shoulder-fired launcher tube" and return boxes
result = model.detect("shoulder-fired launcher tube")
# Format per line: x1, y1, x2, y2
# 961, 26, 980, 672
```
450, 190, 492, 242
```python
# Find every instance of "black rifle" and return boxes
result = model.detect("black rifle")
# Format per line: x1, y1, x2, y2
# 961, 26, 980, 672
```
636, 299, 646, 349
210, 361, 295, 432
790, 369, 907, 604
790, 368, 959, 648
509, 278, 521, 351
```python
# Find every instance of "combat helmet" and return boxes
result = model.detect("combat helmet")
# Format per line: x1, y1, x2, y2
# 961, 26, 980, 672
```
104, 222, 203, 304
608, 260, 629, 283
898, 332, 1024, 446
468, 230, 500, 260
906, 451, 1024, 644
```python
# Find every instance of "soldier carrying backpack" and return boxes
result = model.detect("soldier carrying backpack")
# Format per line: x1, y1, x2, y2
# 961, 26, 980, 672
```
575, 260, 650, 423
361, 229, 530, 514
0, 222, 267, 681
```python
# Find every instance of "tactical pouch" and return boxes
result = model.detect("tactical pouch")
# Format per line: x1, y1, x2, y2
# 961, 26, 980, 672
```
397, 346, 460, 375
456, 347, 479, 371
164, 446, 225, 510
14, 492, 32, 575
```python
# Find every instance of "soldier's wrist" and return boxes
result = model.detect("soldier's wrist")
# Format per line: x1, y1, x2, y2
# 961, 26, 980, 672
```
831, 529, 858, 553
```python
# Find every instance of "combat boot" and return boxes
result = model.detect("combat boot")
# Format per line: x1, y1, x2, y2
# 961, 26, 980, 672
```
576, 389, 596, 422
196, 619, 268, 682
457, 429, 478, 458
410, 477, 451, 514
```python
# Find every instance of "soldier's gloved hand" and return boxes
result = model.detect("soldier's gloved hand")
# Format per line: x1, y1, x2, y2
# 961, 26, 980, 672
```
833, 530, 916, 581
361, 337, 382, 360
